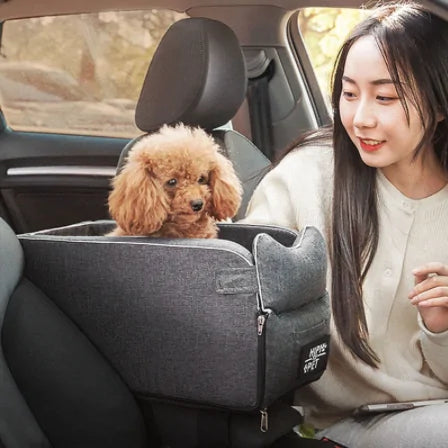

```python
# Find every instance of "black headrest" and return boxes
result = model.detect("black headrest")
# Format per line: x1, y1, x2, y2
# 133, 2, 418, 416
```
135, 18, 247, 133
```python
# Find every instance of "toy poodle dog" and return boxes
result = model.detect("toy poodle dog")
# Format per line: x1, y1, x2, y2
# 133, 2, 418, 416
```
108, 124, 242, 238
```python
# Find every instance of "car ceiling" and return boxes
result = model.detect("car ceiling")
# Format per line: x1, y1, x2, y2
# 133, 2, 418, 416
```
0, 0, 446, 18
0, 0, 365, 20
1, 0, 445, 49
0, 0, 364, 49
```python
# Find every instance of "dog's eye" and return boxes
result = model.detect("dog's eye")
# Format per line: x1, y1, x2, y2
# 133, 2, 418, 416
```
166, 178, 177, 187
198, 176, 207, 185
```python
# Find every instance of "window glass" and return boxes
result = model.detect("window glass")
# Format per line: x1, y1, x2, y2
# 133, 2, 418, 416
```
297, 8, 370, 106
0, 10, 186, 137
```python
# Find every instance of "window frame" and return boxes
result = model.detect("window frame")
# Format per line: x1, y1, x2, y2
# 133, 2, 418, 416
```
287, 9, 332, 128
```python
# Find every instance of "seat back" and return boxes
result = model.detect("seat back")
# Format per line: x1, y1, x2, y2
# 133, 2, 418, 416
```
0, 218, 148, 448
118, 17, 271, 219
0, 219, 50, 448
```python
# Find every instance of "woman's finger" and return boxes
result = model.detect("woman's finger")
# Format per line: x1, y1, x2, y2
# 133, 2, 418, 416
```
412, 262, 448, 277
410, 286, 448, 304
417, 296, 448, 308
409, 275, 448, 298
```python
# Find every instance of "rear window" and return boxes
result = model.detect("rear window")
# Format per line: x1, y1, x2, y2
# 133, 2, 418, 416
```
0, 10, 186, 137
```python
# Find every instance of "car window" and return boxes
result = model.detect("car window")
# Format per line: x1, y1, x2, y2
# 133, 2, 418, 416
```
297, 7, 370, 107
0, 10, 186, 138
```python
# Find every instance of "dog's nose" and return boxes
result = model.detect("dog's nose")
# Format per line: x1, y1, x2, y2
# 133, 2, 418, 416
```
190, 199, 203, 212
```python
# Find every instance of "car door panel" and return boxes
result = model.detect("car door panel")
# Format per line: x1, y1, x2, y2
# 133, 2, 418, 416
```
0, 130, 127, 233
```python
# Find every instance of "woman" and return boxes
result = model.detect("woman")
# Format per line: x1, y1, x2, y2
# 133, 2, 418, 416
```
243, 3, 448, 447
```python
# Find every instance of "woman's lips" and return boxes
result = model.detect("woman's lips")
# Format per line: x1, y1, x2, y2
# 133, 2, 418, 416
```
359, 138, 385, 152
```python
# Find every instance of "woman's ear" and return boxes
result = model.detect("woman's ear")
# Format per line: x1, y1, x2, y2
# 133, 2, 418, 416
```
208, 152, 242, 220
108, 156, 169, 235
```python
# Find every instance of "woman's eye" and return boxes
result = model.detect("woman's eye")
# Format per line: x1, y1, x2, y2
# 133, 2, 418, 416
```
198, 176, 207, 184
166, 178, 177, 187
377, 95, 396, 102
342, 91, 356, 99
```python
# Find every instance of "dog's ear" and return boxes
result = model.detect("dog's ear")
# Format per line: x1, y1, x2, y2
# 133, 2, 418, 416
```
108, 156, 169, 235
209, 152, 242, 220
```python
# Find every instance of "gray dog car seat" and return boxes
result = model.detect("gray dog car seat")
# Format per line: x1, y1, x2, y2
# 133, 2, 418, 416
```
18, 220, 330, 447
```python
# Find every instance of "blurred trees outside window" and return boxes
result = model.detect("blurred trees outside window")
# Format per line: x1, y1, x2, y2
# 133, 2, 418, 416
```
297, 7, 370, 106
0, 10, 186, 137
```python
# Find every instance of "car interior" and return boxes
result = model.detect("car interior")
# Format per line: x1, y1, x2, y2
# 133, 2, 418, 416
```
0, 0, 446, 447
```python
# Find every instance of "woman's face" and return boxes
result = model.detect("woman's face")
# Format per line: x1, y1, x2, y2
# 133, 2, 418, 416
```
339, 35, 427, 172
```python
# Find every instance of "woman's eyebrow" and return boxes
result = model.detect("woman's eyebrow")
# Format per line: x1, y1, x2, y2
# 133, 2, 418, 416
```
342, 75, 395, 86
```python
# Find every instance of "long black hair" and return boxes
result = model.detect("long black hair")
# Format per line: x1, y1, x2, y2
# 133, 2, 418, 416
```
331, 2, 448, 366
283, 2, 448, 367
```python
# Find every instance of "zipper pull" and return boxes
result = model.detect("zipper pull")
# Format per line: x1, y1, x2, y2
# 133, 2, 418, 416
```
260, 409, 269, 432
257, 314, 266, 336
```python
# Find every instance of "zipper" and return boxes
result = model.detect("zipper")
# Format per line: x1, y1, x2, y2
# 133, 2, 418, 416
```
257, 310, 270, 431
257, 314, 266, 335
260, 408, 269, 432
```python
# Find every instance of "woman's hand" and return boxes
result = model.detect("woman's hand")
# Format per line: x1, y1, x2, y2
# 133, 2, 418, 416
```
409, 263, 448, 333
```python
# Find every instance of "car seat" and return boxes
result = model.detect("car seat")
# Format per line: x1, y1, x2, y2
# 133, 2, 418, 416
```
0, 217, 149, 448
117, 17, 272, 219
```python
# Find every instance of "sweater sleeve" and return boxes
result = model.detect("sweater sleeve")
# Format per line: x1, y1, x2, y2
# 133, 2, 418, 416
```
240, 153, 300, 230
418, 314, 448, 384
241, 144, 333, 231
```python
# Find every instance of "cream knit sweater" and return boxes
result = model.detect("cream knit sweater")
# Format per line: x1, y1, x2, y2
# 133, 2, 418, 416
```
242, 144, 448, 428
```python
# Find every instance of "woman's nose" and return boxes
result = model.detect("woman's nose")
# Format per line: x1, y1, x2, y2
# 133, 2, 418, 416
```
353, 101, 377, 129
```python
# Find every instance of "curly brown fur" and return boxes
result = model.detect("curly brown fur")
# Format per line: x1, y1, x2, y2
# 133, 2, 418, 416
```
108, 124, 242, 238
